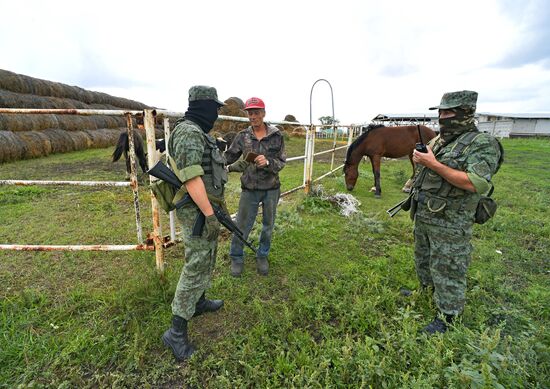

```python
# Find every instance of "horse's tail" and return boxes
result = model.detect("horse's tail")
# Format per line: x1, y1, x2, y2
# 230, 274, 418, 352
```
112, 132, 128, 162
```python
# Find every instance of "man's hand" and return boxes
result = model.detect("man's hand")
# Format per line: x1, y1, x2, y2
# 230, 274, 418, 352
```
413, 146, 476, 192
204, 214, 220, 241
254, 154, 269, 168
412, 146, 437, 169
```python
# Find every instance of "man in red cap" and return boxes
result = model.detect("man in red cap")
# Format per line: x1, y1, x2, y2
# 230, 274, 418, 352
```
225, 97, 286, 276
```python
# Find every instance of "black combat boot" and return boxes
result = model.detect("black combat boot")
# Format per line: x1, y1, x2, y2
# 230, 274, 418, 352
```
421, 314, 455, 335
193, 293, 224, 317
162, 315, 195, 361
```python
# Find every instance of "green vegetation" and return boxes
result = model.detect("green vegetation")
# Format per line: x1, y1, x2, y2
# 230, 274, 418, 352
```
0, 138, 548, 387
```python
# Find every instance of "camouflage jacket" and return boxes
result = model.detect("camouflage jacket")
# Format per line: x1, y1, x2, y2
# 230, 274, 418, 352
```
413, 129, 502, 228
168, 119, 227, 200
225, 124, 286, 191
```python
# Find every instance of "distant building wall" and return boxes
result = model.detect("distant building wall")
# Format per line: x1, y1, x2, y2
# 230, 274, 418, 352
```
478, 117, 550, 138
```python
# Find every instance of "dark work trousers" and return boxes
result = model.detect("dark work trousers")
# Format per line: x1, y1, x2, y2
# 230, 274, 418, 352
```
230, 188, 280, 263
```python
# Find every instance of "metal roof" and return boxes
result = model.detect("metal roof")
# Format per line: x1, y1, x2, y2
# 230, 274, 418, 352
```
372, 113, 438, 121
477, 112, 550, 119
373, 112, 550, 121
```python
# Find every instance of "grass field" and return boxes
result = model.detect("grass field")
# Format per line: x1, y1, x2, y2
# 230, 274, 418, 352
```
0, 137, 549, 388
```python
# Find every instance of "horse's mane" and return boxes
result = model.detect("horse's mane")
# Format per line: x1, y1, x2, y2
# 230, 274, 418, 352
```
344, 124, 385, 165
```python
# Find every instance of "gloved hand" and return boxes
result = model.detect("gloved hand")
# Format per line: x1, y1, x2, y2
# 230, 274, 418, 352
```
227, 160, 250, 173
204, 214, 220, 241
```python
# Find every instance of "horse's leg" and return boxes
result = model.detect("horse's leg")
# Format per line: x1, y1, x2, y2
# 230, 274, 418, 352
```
123, 151, 131, 180
402, 154, 415, 193
371, 155, 382, 197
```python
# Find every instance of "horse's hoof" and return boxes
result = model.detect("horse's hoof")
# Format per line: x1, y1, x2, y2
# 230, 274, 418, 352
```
369, 187, 376, 192
402, 188, 411, 193
374, 194, 381, 198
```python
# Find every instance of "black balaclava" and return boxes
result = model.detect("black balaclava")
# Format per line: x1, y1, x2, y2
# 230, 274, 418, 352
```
439, 107, 476, 144
183, 100, 220, 133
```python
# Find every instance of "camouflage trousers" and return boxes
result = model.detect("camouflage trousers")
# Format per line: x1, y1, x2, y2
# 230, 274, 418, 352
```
414, 218, 473, 316
171, 205, 219, 320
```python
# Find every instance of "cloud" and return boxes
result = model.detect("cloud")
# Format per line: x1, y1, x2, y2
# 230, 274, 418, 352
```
493, 0, 550, 68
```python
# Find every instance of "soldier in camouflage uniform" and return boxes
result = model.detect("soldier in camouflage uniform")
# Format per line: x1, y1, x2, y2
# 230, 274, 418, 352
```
410, 90, 502, 334
161, 85, 227, 361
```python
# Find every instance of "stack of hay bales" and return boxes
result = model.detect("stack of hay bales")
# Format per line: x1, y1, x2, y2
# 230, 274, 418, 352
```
278, 114, 307, 137
212, 98, 300, 141
212, 96, 249, 139
0, 69, 153, 163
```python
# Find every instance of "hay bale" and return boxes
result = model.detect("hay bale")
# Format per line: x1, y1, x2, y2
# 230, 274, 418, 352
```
277, 114, 305, 137
213, 96, 249, 135
0, 69, 29, 94
0, 69, 153, 110
84, 128, 121, 148
0, 131, 26, 162
17, 131, 52, 159
0, 114, 60, 132
42, 129, 77, 153
70, 130, 93, 150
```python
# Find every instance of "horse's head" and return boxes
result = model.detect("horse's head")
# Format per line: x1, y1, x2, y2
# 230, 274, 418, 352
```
343, 161, 359, 191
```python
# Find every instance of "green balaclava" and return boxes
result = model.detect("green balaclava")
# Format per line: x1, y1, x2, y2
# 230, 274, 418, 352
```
429, 90, 478, 144
438, 107, 476, 143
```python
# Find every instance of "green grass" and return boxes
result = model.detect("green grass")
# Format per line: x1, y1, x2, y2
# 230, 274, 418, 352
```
0, 138, 549, 387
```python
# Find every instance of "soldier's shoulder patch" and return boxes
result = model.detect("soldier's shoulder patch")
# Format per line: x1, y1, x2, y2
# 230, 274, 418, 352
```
470, 160, 492, 180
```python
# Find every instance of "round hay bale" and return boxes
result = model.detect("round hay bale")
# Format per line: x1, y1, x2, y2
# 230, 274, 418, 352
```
0, 114, 37, 132
1, 69, 153, 109
0, 130, 26, 162
213, 97, 249, 135
18, 131, 52, 159
0, 70, 28, 94
42, 129, 76, 153
0, 90, 19, 107
71, 130, 93, 150
57, 115, 96, 131
277, 114, 305, 137
83, 128, 120, 148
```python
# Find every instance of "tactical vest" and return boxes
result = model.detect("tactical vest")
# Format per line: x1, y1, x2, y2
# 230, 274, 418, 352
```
169, 123, 228, 203
200, 133, 228, 197
412, 130, 501, 222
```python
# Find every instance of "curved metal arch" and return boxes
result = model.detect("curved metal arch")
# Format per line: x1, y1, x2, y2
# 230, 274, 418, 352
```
309, 78, 335, 125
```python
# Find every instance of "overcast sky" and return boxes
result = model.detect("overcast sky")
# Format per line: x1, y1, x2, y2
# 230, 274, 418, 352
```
1, 0, 548, 125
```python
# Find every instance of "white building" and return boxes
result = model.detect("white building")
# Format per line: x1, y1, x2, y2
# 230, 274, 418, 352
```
372, 112, 550, 138
477, 113, 550, 138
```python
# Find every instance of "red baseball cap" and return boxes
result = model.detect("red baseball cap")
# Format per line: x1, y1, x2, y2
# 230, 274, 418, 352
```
244, 97, 265, 110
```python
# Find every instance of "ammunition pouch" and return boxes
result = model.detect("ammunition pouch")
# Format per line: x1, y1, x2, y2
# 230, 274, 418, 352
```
150, 180, 177, 212
475, 196, 497, 224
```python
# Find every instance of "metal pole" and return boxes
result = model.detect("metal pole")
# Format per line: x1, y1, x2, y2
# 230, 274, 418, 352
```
330, 124, 338, 171
302, 124, 311, 188
0, 244, 154, 251
144, 109, 164, 272
126, 114, 143, 244
304, 124, 315, 194
0, 180, 131, 187
309, 79, 336, 192
163, 117, 177, 242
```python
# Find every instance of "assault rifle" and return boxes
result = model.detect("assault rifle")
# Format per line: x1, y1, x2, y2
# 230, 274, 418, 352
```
386, 193, 413, 217
148, 161, 257, 254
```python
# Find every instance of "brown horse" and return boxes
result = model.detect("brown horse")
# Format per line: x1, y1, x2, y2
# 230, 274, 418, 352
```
343, 124, 436, 197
